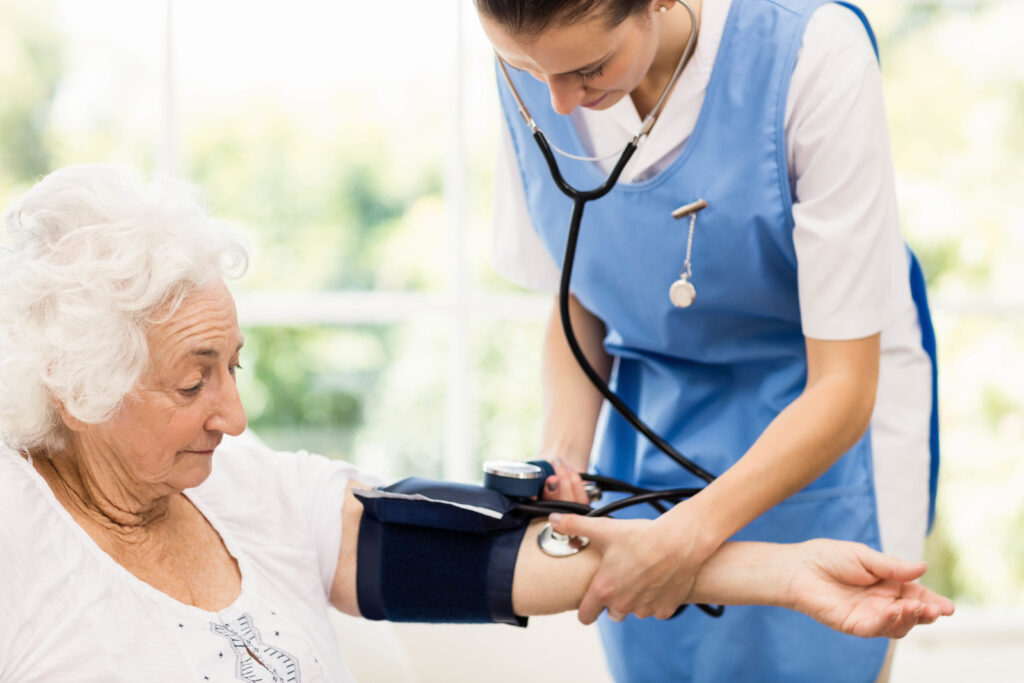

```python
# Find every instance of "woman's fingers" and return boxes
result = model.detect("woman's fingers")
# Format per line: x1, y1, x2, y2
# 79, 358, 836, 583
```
902, 582, 955, 615
856, 545, 927, 583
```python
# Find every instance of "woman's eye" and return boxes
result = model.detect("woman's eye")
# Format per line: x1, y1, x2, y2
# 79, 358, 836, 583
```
576, 65, 605, 82
181, 381, 204, 396
229, 363, 243, 377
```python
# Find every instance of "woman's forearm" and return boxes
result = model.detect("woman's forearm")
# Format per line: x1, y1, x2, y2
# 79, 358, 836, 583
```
335, 488, 952, 637
539, 295, 610, 471
684, 541, 793, 607
334, 486, 781, 619
335, 486, 800, 619
510, 531, 790, 616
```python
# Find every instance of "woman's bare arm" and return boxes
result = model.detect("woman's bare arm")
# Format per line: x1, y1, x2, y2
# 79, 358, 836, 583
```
330, 485, 952, 638
328, 482, 594, 617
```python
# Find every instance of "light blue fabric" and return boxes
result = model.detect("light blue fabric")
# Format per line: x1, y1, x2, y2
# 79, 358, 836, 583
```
496, 0, 938, 680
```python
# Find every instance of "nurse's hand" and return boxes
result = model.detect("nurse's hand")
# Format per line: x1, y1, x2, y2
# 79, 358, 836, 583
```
549, 506, 713, 624
539, 458, 590, 505
787, 540, 955, 638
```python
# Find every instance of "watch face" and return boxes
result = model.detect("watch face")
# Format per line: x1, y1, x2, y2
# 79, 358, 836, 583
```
670, 278, 697, 308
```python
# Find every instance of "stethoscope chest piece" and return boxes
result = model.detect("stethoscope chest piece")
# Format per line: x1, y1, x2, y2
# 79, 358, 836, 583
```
537, 523, 590, 557
669, 276, 697, 308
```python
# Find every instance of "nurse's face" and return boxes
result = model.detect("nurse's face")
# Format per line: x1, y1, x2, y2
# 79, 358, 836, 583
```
480, 2, 667, 115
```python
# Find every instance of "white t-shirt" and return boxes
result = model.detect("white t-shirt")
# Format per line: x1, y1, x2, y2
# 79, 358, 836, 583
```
0, 433, 371, 682
492, 2, 932, 560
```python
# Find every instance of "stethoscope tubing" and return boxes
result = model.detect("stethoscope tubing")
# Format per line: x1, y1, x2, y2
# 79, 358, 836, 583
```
513, 472, 703, 519
544, 135, 717, 484
501, 0, 726, 621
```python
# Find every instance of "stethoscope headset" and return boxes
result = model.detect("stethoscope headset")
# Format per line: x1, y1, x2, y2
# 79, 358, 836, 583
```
485, 0, 724, 619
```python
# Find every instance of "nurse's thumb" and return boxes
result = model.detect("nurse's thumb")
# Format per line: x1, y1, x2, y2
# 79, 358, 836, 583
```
548, 513, 602, 541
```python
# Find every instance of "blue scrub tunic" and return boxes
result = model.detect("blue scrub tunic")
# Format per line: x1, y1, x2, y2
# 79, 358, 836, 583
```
496, 0, 939, 680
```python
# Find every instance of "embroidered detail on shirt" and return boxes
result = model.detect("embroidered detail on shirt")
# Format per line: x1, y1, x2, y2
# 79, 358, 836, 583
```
210, 613, 301, 683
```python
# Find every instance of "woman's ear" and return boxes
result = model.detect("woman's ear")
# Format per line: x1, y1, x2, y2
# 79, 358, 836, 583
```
55, 401, 88, 433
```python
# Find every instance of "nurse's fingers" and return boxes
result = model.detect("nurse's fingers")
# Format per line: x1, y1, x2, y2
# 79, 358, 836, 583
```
551, 458, 589, 504
577, 585, 607, 625
548, 513, 612, 546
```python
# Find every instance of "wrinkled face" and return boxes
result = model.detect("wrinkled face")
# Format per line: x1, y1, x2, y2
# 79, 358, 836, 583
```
81, 280, 247, 494
480, 4, 661, 115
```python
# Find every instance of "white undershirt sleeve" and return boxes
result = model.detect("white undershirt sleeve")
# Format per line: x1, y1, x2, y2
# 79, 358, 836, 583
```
230, 431, 376, 600
788, 4, 902, 340
0, 602, 13, 679
491, 111, 562, 293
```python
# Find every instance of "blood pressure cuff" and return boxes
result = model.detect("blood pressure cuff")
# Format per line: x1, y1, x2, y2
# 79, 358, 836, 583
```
354, 477, 529, 626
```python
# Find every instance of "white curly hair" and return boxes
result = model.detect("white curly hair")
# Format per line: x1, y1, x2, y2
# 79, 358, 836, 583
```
0, 164, 249, 454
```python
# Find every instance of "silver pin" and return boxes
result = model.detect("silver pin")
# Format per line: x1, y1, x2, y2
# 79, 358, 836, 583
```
671, 198, 708, 220
669, 199, 708, 308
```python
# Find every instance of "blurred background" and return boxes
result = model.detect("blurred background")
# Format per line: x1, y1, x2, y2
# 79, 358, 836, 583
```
0, 0, 1021, 680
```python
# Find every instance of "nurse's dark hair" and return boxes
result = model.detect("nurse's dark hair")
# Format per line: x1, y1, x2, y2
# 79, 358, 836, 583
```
475, 0, 653, 36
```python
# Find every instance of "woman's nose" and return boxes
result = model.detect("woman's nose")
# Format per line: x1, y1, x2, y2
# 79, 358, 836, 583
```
546, 75, 587, 115
207, 372, 247, 436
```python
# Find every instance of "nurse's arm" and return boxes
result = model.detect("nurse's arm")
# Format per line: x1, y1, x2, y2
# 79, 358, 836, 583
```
549, 336, 883, 622
329, 483, 952, 638
683, 334, 882, 555
539, 294, 609, 474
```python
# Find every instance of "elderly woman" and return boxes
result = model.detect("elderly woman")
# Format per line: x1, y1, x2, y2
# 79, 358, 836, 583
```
0, 165, 952, 682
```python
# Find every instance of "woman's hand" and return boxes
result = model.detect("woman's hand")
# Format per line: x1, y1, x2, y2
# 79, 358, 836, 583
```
539, 458, 590, 505
785, 539, 955, 638
549, 503, 715, 624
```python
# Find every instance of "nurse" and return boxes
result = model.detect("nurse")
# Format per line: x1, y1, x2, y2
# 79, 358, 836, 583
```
475, 0, 938, 681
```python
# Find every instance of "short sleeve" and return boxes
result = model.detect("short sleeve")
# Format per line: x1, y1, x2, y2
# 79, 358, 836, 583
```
787, 4, 905, 340
0, 588, 14, 678
293, 449, 378, 598
208, 432, 381, 600
491, 111, 562, 293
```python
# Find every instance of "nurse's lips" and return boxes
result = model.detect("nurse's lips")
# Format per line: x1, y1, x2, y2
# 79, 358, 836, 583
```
582, 92, 610, 108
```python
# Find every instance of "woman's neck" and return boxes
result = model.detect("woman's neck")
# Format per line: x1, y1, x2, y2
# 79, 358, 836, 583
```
34, 447, 174, 540
632, 0, 702, 119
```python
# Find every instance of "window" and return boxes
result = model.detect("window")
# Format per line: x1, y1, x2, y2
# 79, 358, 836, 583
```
1, 0, 1020, 607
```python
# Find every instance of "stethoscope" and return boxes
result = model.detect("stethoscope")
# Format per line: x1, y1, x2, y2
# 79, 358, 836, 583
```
490, 0, 724, 618
482, 458, 724, 618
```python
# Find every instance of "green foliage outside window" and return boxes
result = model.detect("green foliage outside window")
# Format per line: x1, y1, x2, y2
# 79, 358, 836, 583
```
1, 0, 1022, 606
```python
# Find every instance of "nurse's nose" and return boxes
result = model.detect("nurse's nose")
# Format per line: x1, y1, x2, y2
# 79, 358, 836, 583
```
546, 75, 587, 115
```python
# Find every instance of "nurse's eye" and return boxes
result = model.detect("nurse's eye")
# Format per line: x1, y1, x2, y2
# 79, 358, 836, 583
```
576, 65, 605, 82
